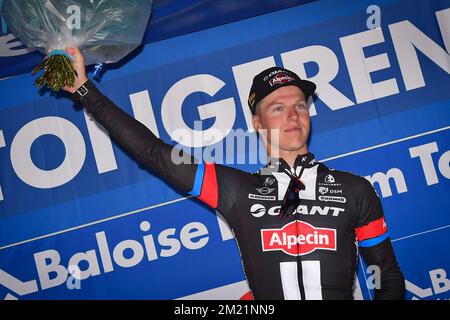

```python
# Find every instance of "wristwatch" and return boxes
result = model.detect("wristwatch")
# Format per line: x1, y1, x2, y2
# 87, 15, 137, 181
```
71, 79, 95, 102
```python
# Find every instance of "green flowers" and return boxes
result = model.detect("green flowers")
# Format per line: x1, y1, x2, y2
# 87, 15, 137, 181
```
32, 51, 78, 91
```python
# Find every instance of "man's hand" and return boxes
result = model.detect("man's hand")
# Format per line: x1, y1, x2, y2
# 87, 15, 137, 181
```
62, 47, 88, 94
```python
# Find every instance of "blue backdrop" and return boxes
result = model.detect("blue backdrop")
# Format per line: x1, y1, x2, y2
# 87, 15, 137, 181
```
0, 0, 449, 300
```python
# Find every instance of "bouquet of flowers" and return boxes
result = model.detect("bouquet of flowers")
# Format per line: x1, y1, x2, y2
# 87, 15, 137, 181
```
1, 0, 153, 91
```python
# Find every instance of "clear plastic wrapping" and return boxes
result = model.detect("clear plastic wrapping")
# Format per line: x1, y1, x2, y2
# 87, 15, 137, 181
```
1, 0, 153, 66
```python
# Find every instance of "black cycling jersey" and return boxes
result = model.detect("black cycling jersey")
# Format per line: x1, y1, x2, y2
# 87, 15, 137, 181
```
76, 81, 405, 300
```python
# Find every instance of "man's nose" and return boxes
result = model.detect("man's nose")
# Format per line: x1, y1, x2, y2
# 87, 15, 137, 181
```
287, 106, 298, 120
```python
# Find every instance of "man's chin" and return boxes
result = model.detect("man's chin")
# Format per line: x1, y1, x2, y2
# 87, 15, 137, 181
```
278, 143, 308, 153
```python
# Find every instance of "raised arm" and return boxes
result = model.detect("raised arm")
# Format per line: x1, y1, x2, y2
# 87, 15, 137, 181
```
62, 48, 244, 217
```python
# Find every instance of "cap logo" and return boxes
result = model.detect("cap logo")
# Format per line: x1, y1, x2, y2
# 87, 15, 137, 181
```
263, 69, 286, 81
268, 73, 295, 87
248, 93, 256, 107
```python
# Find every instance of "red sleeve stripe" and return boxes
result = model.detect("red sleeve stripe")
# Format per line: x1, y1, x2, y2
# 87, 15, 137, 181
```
198, 162, 218, 209
355, 217, 387, 242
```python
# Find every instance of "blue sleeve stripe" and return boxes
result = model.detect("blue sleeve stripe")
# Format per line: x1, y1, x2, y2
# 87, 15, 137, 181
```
358, 232, 389, 248
189, 162, 205, 197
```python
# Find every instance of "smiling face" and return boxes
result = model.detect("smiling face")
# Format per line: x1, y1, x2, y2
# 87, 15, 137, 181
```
252, 85, 310, 161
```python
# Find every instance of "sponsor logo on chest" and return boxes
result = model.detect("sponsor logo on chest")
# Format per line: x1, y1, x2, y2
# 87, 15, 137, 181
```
318, 195, 347, 203
261, 221, 337, 256
250, 204, 345, 218
319, 174, 342, 187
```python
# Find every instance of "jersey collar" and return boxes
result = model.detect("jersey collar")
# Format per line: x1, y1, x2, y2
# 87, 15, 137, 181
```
264, 152, 318, 175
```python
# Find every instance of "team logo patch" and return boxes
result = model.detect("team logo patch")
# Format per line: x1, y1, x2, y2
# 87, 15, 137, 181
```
261, 221, 337, 256
268, 73, 295, 86
324, 174, 335, 183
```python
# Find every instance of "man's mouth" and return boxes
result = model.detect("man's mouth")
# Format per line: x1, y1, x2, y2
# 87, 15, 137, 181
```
284, 127, 301, 132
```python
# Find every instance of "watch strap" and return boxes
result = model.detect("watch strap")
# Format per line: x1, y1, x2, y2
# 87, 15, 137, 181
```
71, 79, 94, 102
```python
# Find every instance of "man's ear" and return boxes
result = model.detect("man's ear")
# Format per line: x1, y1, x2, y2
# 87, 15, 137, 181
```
252, 114, 261, 133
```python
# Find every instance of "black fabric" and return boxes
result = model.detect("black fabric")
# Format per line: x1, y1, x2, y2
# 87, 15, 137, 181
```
359, 238, 406, 300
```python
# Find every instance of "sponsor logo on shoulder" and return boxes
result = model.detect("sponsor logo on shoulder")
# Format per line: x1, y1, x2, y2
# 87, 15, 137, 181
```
319, 187, 329, 195
249, 194, 276, 201
263, 177, 276, 186
319, 173, 341, 186
256, 187, 275, 195
319, 195, 347, 203
319, 186, 343, 195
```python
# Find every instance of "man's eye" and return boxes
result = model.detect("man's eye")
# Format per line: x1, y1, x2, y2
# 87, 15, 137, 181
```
296, 104, 307, 110
272, 106, 283, 112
